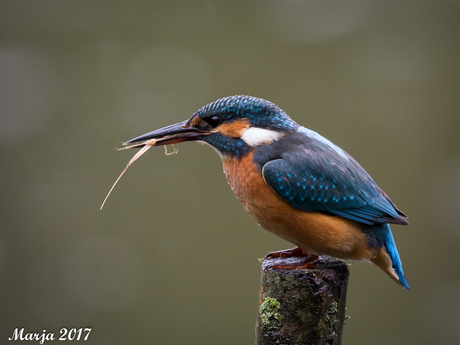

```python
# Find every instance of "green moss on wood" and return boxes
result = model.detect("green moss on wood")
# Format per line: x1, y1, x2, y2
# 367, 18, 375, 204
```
257, 256, 349, 344
259, 297, 284, 330
322, 301, 340, 342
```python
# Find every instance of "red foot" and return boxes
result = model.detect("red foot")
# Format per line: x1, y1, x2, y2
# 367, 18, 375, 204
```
264, 246, 309, 259
264, 247, 319, 269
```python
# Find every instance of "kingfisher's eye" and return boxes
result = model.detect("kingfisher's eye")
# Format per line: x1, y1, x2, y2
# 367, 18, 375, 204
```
206, 116, 222, 128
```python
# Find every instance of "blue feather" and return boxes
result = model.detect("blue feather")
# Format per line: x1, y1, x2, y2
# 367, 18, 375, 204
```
258, 130, 406, 225
365, 224, 410, 290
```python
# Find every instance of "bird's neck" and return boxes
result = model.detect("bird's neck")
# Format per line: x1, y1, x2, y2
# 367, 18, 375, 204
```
202, 134, 252, 158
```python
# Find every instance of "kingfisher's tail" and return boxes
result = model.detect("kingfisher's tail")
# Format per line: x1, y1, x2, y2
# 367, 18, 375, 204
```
370, 223, 410, 290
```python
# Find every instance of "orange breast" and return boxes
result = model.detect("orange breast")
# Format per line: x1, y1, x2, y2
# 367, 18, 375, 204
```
222, 152, 375, 261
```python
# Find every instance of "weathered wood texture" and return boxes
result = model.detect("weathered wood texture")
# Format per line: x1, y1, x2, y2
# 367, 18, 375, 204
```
256, 256, 349, 345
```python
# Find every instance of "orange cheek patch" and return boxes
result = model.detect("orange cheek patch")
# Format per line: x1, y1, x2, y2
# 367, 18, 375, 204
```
218, 118, 250, 138
190, 116, 202, 128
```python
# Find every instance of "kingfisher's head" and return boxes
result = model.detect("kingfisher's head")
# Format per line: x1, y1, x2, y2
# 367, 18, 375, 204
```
125, 95, 299, 157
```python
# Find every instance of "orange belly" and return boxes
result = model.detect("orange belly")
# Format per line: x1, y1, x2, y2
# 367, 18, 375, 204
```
222, 152, 376, 261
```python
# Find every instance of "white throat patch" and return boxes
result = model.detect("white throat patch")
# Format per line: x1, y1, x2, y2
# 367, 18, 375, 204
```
240, 127, 284, 147
197, 140, 223, 158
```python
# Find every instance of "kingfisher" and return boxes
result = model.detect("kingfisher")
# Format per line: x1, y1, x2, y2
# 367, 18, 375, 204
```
124, 95, 410, 290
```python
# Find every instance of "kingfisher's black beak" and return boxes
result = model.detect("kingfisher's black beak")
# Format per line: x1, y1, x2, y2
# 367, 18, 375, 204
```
124, 120, 210, 147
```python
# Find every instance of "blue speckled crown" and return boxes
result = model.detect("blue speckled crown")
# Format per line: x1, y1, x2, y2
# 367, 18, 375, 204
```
194, 95, 299, 131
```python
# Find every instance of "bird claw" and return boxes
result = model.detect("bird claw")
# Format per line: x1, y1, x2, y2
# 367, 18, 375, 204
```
263, 247, 319, 269
264, 246, 310, 260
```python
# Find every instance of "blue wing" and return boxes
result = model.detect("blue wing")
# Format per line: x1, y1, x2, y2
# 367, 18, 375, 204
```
261, 131, 408, 226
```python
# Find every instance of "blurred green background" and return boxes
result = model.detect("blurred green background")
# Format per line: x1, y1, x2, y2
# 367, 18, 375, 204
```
1, 0, 460, 344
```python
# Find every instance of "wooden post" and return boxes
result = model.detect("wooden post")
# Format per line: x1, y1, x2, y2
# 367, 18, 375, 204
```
256, 255, 349, 345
